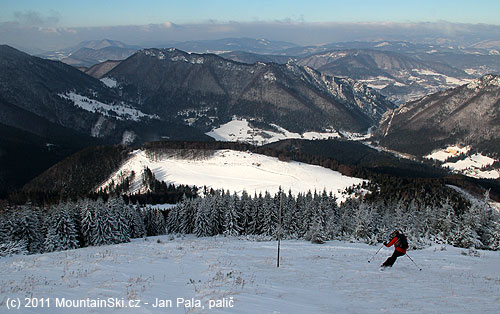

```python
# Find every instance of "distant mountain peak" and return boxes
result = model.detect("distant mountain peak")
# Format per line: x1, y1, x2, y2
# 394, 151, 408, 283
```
377, 73, 500, 158
108, 48, 395, 133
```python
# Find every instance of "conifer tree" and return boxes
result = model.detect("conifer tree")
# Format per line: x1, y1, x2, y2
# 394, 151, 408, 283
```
80, 198, 96, 247
44, 204, 80, 252
124, 203, 146, 238
166, 203, 181, 234
144, 208, 167, 236
16, 204, 44, 254
224, 192, 242, 236
239, 190, 253, 234
194, 198, 212, 237
354, 202, 373, 241
261, 191, 277, 236
180, 197, 198, 234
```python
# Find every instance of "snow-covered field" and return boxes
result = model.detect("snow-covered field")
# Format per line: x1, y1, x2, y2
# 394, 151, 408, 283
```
100, 77, 118, 88
1, 236, 499, 313
425, 146, 500, 179
206, 118, 340, 145
425, 145, 471, 162
58, 92, 158, 122
100, 149, 363, 199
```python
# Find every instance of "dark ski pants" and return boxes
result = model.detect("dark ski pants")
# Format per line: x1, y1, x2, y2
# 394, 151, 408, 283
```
382, 250, 405, 267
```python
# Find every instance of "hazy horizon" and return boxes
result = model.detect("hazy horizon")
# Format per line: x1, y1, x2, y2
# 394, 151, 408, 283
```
1, 1, 500, 52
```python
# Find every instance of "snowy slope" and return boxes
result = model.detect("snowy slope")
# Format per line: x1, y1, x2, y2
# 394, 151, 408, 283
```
425, 146, 500, 179
1, 236, 499, 313
58, 92, 158, 122
99, 149, 363, 199
206, 118, 340, 145
100, 77, 118, 88
425, 145, 471, 162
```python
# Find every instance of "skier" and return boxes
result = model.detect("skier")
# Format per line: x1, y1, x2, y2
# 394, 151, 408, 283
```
381, 229, 408, 268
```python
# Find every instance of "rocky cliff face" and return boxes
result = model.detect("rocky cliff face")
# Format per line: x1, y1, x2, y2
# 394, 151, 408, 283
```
297, 49, 471, 105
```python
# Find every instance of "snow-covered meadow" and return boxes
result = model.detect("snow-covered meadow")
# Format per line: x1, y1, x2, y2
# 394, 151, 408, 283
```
1, 236, 499, 313
206, 118, 341, 145
99, 149, 364, 200
425, 145, 500, 179
58, 92, 158, 122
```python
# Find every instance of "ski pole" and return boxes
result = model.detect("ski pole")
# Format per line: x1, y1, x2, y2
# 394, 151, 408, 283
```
406, 253, 422, 271
367, 244, 384, 263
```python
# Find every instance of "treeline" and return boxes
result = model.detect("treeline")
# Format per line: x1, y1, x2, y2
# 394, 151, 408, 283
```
166, 189, 500, 250
0, 197, 166, 257
99, 167, 199, 205
2, 188, 499, 258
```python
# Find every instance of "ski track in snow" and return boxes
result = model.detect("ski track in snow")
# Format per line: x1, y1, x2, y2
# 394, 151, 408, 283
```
0, 237, 499, 313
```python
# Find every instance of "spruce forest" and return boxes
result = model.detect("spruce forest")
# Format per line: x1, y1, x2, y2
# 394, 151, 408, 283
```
1, 186, 499, 257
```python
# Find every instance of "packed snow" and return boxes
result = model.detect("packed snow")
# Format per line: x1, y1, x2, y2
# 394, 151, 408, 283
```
206, 118, 340, 145
1, 236, 499, 313
99, 149, 363, 200
59, 92, 158, 122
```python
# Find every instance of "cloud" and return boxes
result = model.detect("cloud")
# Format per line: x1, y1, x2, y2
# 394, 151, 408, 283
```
2, 20, 500, 52
13, 10, 60, 27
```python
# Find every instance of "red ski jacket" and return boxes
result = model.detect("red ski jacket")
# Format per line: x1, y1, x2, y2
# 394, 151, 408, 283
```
385, 236, 407, 254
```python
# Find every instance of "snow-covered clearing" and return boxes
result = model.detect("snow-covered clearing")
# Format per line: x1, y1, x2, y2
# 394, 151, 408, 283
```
100, 77, 118, 88
425, 146, 499, 179
206, 118, 340, 145
99, 149, 363, 200
1, 236, 499, 313
425, 145, 471, 162
444, 154, 500, 179
59, 92, 158, 122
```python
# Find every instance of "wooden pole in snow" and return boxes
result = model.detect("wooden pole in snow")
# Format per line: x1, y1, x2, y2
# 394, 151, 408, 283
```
277, 186, 282, 268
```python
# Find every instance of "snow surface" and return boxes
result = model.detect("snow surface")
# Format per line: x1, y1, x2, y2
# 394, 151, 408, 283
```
425, 145, 471, 162
206, 118, 340, 145
99, 149, 363, 200
59, 92, 158, 122
100, 77, 118, 88
1, 236, 499, 313
444, 154, 500, 179
426, 146, 499, 179
467, 75, 500, 90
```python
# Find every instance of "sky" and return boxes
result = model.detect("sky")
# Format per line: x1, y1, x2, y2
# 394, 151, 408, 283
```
2, 0, 500, 26
1, 0, 499, 52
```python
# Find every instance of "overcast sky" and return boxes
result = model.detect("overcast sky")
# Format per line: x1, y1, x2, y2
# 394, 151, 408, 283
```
1, 0, 499, 52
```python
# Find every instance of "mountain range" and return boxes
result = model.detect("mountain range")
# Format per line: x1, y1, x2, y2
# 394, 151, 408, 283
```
0, 44, 397, 195
296, 49, 471, 104
38, 39, 140, 68
0, 45, 212, 195
377, 74, 500, 158
38, 38, 500, 107
104, 48, 394, 133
